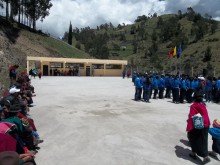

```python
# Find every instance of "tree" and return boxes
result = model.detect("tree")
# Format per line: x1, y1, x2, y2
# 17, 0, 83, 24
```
178, 10, 183, 19
151, 29, 157, 41
68, 21, 73, 45
203, 46, 212, 62
157, 16, 164, 28
75, 42, 81, 49
211, 20, 218, 34
26, 0, 52, 30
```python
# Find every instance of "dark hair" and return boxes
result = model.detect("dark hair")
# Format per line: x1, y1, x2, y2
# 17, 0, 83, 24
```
194, 97, 203, 103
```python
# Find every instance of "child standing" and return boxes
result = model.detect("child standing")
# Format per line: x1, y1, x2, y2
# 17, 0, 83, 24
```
208, 119, 220, 158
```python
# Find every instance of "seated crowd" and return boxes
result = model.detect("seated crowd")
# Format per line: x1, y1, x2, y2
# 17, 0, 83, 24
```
0, 72, 42, 165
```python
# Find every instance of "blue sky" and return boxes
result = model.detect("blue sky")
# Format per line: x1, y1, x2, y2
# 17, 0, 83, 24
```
34, 0, 220, 37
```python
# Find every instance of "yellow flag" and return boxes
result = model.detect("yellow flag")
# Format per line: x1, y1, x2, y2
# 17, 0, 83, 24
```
173, 46, 177, 57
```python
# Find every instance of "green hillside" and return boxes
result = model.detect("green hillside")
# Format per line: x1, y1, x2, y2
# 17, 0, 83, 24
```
65, 10, 220, 77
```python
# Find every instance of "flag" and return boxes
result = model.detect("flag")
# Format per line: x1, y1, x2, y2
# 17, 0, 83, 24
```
168, 47, 173, 59
177, 45, 182, 58
173, 46, 177, 58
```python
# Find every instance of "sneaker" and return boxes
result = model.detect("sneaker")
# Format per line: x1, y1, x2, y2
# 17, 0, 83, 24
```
203, 157, 211, 164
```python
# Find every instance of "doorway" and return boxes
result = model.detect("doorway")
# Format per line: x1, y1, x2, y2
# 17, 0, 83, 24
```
86, 66, 90, 76
43, 65, 49, 76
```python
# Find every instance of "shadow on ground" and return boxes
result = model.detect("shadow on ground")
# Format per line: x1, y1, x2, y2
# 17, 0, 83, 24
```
175, 145, 203, 165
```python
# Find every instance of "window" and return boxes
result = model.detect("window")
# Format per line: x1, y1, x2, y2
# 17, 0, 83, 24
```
66, 63, 84, 69
92, 64, 104, 69
50, 62, 63, 68
106, 64, 122, 69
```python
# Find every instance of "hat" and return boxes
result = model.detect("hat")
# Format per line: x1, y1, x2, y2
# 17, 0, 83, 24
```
213, 119, 220, 128
9, 104, 21, 113
0, 151, 19, 165
198, 76, 205, 81
9, 87, 20, 94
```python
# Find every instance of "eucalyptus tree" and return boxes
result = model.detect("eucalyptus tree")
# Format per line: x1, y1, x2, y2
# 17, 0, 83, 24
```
25, 0, 52, 30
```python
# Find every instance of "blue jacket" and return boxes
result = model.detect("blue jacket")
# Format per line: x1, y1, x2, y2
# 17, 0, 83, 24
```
132, 74, 137, 83
158, 78, 165, 88
216, 80, 220, 89
186, 80, 195, 90
170, 78, 175, 88
140, 77, 145, 86
135, 77, 142, 88
164, 76, 170, 87
194, 80, 199, 89
181, 80, 187, 90
173, 79, 180, 88
209, 127, 220, 140
206, 80, 212, 89
152, 77, 159, 89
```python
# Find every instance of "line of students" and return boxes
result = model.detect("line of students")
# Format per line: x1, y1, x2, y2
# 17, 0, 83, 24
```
0, 72, 42, 164
133, 72, 220, 104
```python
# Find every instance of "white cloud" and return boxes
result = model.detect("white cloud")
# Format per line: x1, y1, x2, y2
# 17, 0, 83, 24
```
36, 0, 220, 37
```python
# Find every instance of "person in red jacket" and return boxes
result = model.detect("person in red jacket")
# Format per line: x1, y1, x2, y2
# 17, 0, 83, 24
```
186, 91, 211, 164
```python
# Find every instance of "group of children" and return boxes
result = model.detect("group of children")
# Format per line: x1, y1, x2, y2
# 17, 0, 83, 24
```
132, 72, 220, 104
0, 72, 41, 164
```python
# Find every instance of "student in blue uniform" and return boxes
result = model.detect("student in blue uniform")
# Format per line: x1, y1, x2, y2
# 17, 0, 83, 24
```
205, 76, 213, 102
132, 71, 137, 85
165, 74, 172, 98
180, 75, 187, 103
143, 75, 151, 103
152, 75, 159, 99
158, 75, 165, 99
186, 77, 195, 103
173, 75, 180, 103
134, 74, 142, 101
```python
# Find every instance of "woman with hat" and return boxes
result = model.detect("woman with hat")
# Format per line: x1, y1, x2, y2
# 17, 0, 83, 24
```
186, 91, 211, 164
208, 119, 220, 158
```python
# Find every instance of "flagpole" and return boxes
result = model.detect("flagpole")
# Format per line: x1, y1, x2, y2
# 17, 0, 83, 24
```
175, 57, 177, 75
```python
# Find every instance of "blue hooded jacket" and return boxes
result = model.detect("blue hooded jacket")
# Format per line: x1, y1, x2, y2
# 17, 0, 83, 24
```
158, 78, 165, 88
181, 80, 187, 90
135, 77, 142, 88
152, 77, 159, 89
209, 127, 220, 139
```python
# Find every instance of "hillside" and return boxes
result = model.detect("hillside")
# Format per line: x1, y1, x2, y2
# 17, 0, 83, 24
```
69, 12, 220, 77
0, 16, 89, 92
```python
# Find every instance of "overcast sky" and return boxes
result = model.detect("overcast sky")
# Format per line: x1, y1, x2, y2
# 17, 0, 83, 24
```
36, 0, 220, 37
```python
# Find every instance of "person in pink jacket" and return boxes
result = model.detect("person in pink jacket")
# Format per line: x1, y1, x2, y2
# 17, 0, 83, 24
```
186, 91, 211, 164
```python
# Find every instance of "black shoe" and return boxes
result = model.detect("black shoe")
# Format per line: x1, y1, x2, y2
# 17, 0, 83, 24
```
203, 157, 211, 164
189, 153, 197, 160
209, 151, 218, 158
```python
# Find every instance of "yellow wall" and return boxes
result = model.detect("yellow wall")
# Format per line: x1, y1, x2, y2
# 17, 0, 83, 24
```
105, 69, 122, 76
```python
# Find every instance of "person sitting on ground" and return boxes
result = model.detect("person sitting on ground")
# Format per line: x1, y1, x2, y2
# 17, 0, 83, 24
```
208, 119, 220, 158
186, 91, 211, 164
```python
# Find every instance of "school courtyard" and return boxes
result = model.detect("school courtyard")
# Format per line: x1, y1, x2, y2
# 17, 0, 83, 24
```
31, 77, 220, 165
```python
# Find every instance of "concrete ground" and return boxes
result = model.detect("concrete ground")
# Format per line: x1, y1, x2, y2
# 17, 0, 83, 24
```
30, 77, 220, 165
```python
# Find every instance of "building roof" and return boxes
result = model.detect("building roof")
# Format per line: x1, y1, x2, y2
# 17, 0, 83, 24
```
27, 56, 127, 65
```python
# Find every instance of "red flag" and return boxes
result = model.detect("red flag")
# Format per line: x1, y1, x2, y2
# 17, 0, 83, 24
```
168, 47, 173, 59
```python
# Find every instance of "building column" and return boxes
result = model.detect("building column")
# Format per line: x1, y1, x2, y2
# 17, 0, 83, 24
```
27, 60, 30, 73
63, 61, 66, 73
104, 64, 106, 76
40, 60, 43, 74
